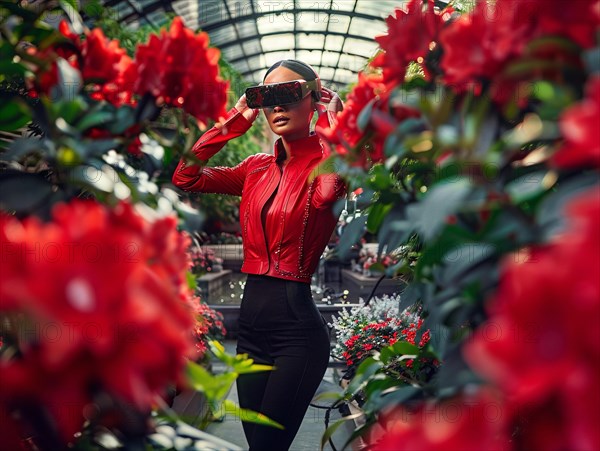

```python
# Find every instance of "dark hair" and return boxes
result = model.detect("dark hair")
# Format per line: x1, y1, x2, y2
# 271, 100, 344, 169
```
263, 59, 321, 101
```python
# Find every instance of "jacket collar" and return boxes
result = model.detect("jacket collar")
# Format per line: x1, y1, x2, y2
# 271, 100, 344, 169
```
274, 133, 323, 162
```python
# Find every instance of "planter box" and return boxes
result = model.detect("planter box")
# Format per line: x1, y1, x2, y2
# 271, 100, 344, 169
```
341, 269, 404, 302
171, 388, 211, 429
197, 270, 232, 299
209, 244, 243, 271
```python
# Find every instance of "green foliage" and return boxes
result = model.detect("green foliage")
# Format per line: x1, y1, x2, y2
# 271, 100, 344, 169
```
326, 6, 600, 446
186, 341, 281, 431
318, 341, 436, 449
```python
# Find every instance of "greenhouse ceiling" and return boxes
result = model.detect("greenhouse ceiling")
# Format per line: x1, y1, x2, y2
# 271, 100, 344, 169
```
95, 0, 408, 90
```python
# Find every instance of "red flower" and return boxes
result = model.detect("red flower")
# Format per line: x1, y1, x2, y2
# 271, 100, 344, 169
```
419, 329, 431, 347
440, 0, 599, 104
497, 0, 600, 50
320, 73, 420, 168
372, 0, 448, 85
439, 2, 523, 92
369, 388, 510, 451
551, 76, 600, 169
0, 200, 196, 443
33, 21, 136, 107
465, 188, 600, 451
134, 17, 228, 125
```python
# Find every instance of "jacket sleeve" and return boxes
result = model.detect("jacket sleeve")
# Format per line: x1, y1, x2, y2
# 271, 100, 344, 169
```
171, 107, 254, 196
312, 173, 347, 210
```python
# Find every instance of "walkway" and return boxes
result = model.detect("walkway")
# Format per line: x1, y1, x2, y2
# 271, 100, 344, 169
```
206, 340, 353, 451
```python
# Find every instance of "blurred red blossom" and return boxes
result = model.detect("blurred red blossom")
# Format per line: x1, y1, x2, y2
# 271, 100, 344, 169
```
319, 73, 420, 168
372, 0, 450, 85
551, 76, 600, 169
134, 17, 229, 125
189, 297, 227, 359
370, 388, 510, 451
0, 200, 196, 444
32, 21, 136, 107
465, 188, 600, 451
439, 0, 599, 105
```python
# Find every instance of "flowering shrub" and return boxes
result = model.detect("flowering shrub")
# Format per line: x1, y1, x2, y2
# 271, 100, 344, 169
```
330, 295, 436, 383
353, 247, 399, 276
29, 17, 227, 123
134, 17, 228, 125
0, 200, 197, 448
190, 297, 227, 358
0, 3, 273, 449
190, 245, 224, 276
318, 0, 600, 450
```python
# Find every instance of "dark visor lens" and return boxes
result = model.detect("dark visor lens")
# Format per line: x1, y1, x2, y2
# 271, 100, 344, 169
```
245, 81, 304, 108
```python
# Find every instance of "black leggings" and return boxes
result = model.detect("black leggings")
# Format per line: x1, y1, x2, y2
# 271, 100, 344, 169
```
236, 275, 330, 451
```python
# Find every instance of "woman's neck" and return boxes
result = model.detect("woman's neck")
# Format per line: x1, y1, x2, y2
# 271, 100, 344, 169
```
280, 131, 311, 160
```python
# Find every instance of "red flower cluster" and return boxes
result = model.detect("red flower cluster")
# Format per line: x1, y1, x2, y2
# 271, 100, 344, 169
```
320, 73, 420, 168
439, 0, 599, 104
190, 245, 224, 275
372, 0, 451, 84
32, 21, 136, 106
134, 17, 229, 125
0, 200, 197, 444
464, 188, 600, 450
341, 317, 429, 369
551, 76, 600, 170
32, 17, 228, 124
189, 297, 227, 358
371, 388, 509, 451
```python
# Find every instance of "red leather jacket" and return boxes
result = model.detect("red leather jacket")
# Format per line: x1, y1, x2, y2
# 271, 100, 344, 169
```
172, 108, 346, 283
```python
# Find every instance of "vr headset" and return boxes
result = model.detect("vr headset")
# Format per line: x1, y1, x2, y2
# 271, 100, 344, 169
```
245, 79, 321, 109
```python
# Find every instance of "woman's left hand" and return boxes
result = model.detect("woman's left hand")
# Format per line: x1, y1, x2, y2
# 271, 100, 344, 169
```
318, 87, 343, 114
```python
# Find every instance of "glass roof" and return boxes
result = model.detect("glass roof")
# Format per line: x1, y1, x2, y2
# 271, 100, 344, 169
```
98, 0, 405, 90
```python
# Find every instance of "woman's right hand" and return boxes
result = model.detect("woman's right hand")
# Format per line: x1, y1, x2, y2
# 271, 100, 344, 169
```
235, 94, 260, 123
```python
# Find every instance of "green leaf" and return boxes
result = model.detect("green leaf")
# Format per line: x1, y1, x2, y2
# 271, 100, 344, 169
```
537, 173, 600, 240
407, 179, 472, 242
362, 376, 402, 400
336, 215, 367, 259
0, 101, 31, 132
389, 340, 419, 357
368, 164, 392, 191
208, 340, 273, 374
222, 400, 285, 430
52, 58, 82, 101
505, 170, 551, 204
148, 125, 178, 146
340, 420, 376, 451
4, 137, 51, 161
366, 202, 392, 234
56, 98, 88, 125
361, 385, 420, 415
186, 361, 237, 402
76, 110, 116, 132
107, 106, 136, 134
357, 98, 376, 132
186, 271, 197, 291
377, 206, 413, 255
0, 171, 53, 214
320, 414, 363, 451
437, 243, 496, 286
345, 356, 383, 396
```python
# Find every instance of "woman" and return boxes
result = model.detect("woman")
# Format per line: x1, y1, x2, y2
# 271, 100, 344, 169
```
172, 59, 345, 450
